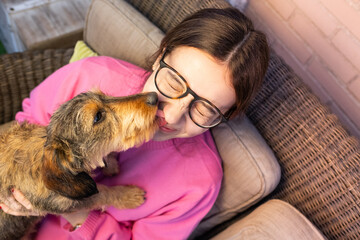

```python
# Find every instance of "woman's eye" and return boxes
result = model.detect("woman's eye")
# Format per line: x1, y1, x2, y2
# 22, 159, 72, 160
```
195, 105, 213, 118
168, 82, 182, 92
166, 72, 184, 92
196, 109, 212, 120
94, 111, 103, 124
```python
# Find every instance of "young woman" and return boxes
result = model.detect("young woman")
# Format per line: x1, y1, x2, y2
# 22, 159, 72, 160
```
0, 7, 269, 239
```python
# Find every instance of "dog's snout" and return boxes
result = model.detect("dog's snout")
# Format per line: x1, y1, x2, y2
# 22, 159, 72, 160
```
146, 92, 158, 106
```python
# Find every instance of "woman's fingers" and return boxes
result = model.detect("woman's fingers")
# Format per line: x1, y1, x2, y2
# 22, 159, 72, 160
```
0, 192, 23, 211
12, 188, 33, 210
1, 203, 26, 216
1, 202, 42, 216
0, 189, 43, 216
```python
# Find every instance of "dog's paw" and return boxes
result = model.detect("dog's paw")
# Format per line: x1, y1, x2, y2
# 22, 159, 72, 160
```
111, 185, 146, 209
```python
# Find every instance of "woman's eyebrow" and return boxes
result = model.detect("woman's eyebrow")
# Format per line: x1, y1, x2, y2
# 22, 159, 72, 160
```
168, 70, 178, 78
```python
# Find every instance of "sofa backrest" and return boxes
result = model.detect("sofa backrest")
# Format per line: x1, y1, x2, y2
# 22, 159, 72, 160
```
125, 0, 231, 33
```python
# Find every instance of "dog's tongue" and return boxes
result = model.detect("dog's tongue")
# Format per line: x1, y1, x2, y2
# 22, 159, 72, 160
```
157, 117, 167, 127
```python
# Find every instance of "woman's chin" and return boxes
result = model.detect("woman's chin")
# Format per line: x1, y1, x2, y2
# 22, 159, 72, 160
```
152, 129, 204, 141
152, 130, 177, 141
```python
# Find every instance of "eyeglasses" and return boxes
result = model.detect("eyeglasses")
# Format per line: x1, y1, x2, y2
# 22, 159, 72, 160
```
154, 51, 230, 128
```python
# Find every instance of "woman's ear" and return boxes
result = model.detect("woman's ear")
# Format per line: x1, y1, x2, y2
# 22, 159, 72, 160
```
41, 143, 98, 200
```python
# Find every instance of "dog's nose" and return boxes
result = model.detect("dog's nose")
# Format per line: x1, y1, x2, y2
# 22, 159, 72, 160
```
146, 92, 158, 106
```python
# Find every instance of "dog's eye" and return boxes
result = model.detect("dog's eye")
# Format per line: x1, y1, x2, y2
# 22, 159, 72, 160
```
94, 111, 104, 124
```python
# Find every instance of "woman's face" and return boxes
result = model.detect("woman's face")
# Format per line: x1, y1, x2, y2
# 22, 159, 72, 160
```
142, 46, 236, 141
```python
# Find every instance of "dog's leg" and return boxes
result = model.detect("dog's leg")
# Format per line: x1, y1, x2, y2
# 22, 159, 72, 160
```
87, 184, 146, 210
24, 184, 145, 216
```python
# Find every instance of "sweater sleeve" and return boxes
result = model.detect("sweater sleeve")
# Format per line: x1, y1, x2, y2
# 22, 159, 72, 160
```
68, 211, 132, 240
132, 186, 220, 240
68, 134, 222, 240
69, 185, 220, 240
15, 56, 146, 125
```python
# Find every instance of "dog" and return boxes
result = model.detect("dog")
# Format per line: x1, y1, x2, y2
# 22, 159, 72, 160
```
0, 91, 159, 239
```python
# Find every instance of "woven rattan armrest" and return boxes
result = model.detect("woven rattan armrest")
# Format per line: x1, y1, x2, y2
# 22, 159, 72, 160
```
0, 48, 73, 124
245, 52, 360, 240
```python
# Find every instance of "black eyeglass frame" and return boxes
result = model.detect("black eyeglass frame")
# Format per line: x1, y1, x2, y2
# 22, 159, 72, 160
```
154, 50, 231, 128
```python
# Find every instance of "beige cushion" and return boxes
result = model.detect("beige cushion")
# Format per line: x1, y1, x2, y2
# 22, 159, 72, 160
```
211, 199, 326, 240
84, 0, 165, 68
190, 116, 281, 238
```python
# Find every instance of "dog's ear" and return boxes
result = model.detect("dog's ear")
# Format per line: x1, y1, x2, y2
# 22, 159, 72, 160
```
42, 143, 98, 200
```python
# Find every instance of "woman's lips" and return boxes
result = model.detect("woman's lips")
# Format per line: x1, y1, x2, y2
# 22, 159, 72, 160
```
160, 125, 176, 133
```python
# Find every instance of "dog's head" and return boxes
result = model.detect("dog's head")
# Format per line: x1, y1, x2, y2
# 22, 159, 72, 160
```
42, 91, 158, 199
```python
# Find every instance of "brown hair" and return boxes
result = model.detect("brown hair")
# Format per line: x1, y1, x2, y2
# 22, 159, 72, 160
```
149, 7, 269, 118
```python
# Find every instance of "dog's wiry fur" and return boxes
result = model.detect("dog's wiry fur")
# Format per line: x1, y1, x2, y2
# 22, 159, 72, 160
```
0, 91, 158, 239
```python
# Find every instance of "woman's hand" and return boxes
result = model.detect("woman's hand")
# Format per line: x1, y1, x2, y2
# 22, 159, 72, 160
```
0, 189, 43, 216
0, 188, 90, 229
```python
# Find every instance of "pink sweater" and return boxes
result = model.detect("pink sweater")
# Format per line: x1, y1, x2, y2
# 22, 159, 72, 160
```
15, 57, 223, 240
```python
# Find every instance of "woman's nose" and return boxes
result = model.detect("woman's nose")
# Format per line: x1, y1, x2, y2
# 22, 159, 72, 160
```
164, 96, 192, 125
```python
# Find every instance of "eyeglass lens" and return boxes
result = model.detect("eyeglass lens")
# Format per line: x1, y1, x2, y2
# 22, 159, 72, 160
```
155, 68, 187, 98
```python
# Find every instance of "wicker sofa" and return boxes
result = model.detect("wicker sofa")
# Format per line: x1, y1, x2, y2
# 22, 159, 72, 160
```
0, 0, 359, 239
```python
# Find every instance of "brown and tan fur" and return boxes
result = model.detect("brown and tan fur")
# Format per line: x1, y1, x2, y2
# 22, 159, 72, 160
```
0, 91, 158, 240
